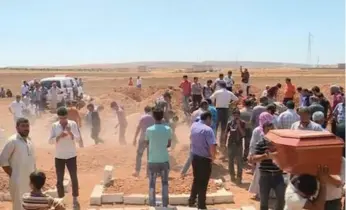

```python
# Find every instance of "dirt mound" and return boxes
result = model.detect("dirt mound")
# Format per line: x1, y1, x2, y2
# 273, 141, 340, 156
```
104, 174, 220, 194
0, 170, 56, 193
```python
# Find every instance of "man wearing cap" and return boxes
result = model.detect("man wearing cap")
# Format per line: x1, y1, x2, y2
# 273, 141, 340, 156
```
210, 81, 238, 148
277, 100, 300, 129
291, 107, 324, 131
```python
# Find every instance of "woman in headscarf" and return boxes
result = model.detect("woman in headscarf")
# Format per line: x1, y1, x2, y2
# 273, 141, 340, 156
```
248, 112, 276, 199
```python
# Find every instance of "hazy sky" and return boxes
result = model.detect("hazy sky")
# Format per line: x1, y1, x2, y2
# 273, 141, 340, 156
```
0, 0, 344, 66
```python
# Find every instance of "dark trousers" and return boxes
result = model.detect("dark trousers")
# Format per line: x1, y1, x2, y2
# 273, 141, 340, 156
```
243, 127, 252, 160
192, 94, 202, 108
216, 108, 229, 146
283, 97, 293, 106
259, 171, 285, 210
324, 198, 342, 210
55, 157, 79, 198
135, 140, 148, 175
246, 86, 250, 96
228, 143, 243, 180
332, 119, 337, 135
189, 155, 212, 209
91, 127, 101, 144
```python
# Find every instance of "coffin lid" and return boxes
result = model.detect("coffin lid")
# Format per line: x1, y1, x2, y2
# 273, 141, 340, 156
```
265, 129, 344, 147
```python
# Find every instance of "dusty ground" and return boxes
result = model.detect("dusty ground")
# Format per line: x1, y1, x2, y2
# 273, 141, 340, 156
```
0, 68, 344, 209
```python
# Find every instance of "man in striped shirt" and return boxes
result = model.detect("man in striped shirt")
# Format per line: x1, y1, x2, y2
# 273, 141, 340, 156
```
22, 170, 65, 210
250, 121, 285, 210
277, 101, 300, 129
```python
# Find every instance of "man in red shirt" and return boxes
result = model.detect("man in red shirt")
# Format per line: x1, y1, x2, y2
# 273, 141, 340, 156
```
179, 75, 192, 116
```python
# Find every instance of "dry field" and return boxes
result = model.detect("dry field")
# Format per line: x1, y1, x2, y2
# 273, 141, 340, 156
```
0, 68, 344, 209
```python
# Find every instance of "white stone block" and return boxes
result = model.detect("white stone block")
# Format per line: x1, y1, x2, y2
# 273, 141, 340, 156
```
45, 189, 58, 198
90, 184, 104, 206
100, 209, 124, 210
63, 179, 70, 193
169, 194, 189, 205
101, 192, 124, 203
104, 165, 114, 185
123, 194, 147, 205
124, 208, 148, 210
206, 193, 214, 205
211, 189, 234, 204
149, 207, 177, 210
176, 207, 196, 210
240, 206, 256, 210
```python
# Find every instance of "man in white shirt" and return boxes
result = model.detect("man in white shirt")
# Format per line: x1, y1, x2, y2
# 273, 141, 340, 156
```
291, 107, 324, 131
136, 76, 142, 88
48, 82, 62, 112
21, 81, 29, 97
190, 100, 209, 123
224, 71, 235, 92
285, 160, 345, 210
9, 95, 26, 123
261, 85, 270, 97
284, 167, 328, 210
0, 118, 36, 210
49, 107, 82, 209
213, 73, 225, 91
210, 81, 238, 147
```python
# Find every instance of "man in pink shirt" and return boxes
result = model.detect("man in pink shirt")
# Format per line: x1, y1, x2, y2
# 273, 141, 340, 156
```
331, 85, 344, 134
179, 75, 192, 116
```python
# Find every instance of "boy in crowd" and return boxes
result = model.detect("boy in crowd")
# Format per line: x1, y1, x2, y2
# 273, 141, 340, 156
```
22, 171, 65, 210
225, 109, 245, 184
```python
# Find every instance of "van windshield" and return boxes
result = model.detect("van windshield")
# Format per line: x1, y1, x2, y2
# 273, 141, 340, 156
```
40, 80, 61, 89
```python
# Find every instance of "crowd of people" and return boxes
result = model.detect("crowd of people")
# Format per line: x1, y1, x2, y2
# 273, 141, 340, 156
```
0, 68, 345, 210
8, 78, 85, 126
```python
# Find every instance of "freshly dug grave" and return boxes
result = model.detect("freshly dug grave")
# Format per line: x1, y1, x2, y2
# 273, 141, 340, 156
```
0, 170, 56, 193
104, 174, 220, 194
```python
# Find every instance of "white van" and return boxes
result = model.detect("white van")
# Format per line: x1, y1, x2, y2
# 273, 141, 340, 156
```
40, 76, 79, 102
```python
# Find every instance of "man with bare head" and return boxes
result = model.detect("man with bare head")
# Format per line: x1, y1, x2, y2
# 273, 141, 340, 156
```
48, 82, 62, 112
111, 101, 128, 145
0, 118, 36, 210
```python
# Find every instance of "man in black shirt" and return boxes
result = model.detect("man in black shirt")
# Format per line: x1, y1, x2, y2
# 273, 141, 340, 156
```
315, 92, 332, 128
250, 121, 285, 210
225, 109, 245, 184
87, 103, 103, 144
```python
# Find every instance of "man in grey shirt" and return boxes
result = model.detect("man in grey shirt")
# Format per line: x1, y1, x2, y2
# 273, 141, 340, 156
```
191, 77, 202, 108
250, 96, 269, 128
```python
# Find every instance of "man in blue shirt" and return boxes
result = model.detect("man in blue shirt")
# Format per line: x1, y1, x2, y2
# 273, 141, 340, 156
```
206, 98, 217, 136
145, 107, 172, 207
188, 111, 217, 209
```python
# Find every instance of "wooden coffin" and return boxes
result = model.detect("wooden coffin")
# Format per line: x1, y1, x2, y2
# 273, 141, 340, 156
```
265, 129, 344, 175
